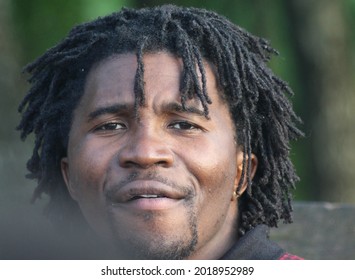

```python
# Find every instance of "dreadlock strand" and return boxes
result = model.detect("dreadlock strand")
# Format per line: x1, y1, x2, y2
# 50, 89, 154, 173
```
134, 37, 147, 114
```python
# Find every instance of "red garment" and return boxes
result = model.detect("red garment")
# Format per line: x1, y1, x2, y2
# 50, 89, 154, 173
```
278, 252, 304, 260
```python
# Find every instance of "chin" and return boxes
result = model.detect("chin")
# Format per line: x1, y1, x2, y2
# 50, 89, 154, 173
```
106, 216, 198, 259
113, 232, 198, 260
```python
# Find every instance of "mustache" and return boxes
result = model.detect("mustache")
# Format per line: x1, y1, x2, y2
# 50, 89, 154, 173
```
104, 171, 194, 201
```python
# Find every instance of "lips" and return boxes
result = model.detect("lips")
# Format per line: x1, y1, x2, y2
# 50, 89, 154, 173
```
123, 182, 184, 201
107, 179, 189, 211
130, 194, 164, 200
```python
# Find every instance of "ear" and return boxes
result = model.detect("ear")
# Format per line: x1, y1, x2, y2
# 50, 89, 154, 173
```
61, 157, 78, 201
232, 151, 258, 201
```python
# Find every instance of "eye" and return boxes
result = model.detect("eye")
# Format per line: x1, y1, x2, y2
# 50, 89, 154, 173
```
94, 122, 127, 132
168, 121, 201, 131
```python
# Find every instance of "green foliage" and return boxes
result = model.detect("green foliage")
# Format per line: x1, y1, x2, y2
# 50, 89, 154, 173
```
80, 0, 131, 20
11, 0, 80, 63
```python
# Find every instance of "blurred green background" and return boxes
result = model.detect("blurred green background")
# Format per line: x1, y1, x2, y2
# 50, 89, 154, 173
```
1, 0, 355, 231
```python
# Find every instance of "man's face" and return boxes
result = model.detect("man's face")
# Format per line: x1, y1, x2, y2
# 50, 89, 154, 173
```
61, 52, 249, 259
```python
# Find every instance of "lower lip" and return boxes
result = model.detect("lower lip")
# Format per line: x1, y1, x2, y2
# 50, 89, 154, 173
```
114, 197, 182, 211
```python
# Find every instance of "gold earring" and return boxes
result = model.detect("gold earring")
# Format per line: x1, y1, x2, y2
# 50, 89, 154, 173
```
232, 190, 241, 201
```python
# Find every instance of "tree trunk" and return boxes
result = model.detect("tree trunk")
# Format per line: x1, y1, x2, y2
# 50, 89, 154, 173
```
286, 0, 355, 203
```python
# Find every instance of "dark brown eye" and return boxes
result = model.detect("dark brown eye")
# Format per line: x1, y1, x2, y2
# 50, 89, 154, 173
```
169, 121, 199, 130
95, 122, 126, 131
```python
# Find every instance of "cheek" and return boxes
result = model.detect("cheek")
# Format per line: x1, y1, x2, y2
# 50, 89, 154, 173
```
198, 166, 236, 210
186, 135, 237, 188
68, 138, 112, 201
180, 136, 237, 215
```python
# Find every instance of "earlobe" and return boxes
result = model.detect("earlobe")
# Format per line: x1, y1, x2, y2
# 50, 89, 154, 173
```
61, 157, 78, 201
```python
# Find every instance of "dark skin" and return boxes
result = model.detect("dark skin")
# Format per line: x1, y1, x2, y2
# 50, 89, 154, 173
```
61, 52, 257, 259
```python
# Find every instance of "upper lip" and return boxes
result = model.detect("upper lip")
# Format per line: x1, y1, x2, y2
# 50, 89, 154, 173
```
107, 179, 188, 203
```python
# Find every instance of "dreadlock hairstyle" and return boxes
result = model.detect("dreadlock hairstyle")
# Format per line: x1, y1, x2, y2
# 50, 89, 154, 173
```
18, 5, 303, 236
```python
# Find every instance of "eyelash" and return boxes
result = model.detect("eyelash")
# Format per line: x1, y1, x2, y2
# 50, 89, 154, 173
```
93, 120, 203, 133
168, 120, 202, 131
94, 122, 127, 131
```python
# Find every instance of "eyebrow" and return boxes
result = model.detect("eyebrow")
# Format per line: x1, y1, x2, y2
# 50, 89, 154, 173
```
87, 101, 206, 121
162, 102, 205, 117
88, 104, 130, 121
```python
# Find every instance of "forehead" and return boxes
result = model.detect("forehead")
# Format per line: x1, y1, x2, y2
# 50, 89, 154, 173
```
80, 51, 226, 115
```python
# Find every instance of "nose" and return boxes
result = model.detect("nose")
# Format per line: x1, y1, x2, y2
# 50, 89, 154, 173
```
118, 126, 174, 169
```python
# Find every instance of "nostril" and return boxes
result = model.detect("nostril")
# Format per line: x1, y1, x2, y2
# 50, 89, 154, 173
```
119, 156, 173, 169
118, 132, 174, 168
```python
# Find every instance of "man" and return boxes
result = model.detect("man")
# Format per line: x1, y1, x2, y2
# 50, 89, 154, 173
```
18, 5, 303, 259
